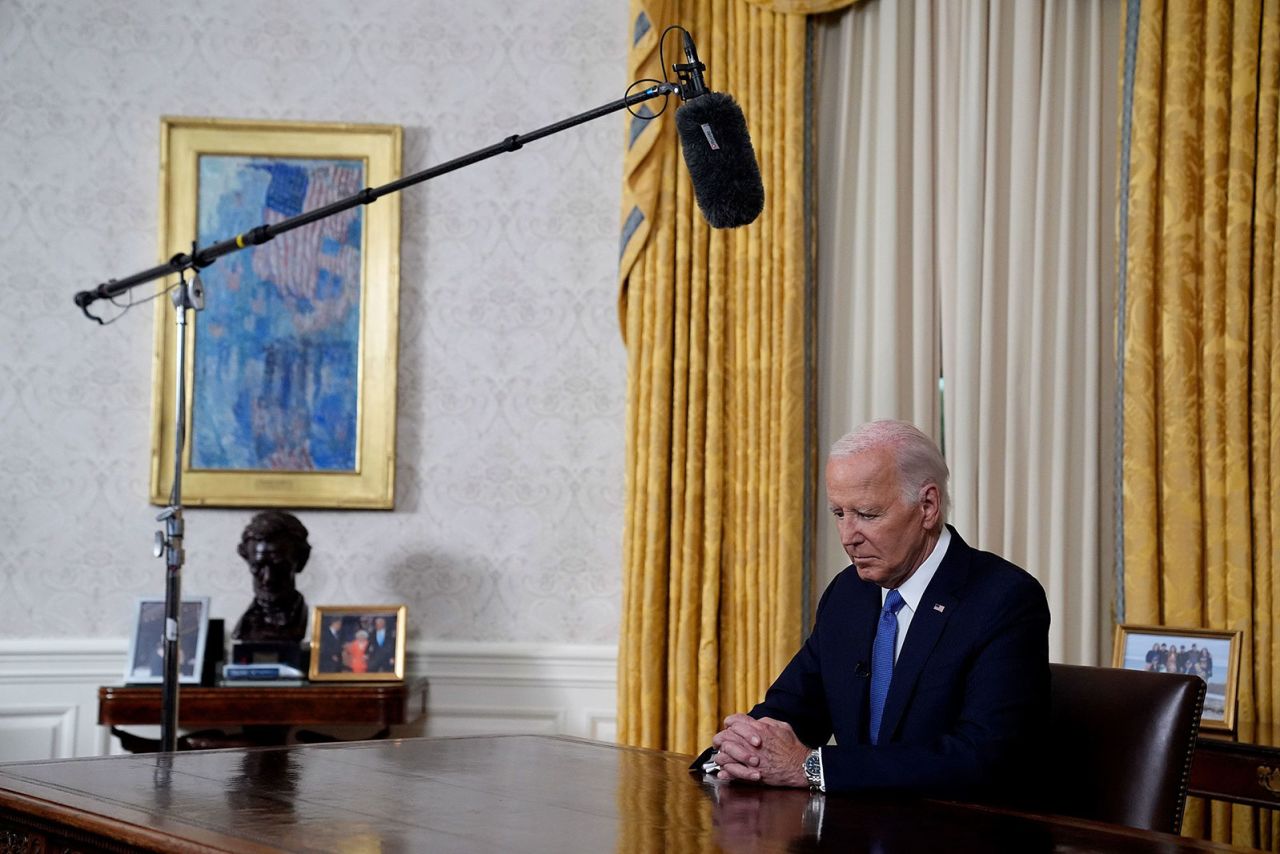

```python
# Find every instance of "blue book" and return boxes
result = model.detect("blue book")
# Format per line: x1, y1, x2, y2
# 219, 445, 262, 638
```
221, 663, 306, 681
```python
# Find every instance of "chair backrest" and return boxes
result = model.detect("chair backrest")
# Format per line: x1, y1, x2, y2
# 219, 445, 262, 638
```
1033, 663, 1205, 833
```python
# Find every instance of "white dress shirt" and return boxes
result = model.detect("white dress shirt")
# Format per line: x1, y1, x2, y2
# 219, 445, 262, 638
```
881, 526, 952, 662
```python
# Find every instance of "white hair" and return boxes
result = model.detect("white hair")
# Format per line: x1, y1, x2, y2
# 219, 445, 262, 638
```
830, 420, 950, 523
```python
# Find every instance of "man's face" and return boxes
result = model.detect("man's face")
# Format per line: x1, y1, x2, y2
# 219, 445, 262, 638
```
248, 539, 297, 601
375, 617, 387, 631
825, 448, 940, 589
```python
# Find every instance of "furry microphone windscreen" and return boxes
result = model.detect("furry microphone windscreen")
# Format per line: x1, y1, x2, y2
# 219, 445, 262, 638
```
674, 92, 765, 229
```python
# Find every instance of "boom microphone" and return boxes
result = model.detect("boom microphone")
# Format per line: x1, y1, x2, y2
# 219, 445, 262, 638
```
673, 33, 765, 229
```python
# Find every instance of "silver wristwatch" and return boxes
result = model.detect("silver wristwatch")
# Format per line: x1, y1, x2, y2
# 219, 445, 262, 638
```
802, 748, 823, 790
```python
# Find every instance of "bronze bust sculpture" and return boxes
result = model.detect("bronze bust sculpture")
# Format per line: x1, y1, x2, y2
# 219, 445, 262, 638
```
232, 511, 311, 643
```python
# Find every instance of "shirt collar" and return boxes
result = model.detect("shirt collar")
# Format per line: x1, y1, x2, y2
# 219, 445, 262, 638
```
882, 526, 952, 612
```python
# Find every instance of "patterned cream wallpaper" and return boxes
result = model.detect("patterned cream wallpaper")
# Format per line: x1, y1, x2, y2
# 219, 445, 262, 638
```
0, 0, 629, 643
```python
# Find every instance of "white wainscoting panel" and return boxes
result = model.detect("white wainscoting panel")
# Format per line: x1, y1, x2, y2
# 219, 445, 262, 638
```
0, 639, 617, 762
413, 641, 619, 740
0, 639, 125, 760
0, 705, 78, 763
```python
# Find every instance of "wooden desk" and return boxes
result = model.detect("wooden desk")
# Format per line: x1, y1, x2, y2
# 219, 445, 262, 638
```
1192, 722, 1280, 809
98, 679, 427, 750
0, 735, 1260, 853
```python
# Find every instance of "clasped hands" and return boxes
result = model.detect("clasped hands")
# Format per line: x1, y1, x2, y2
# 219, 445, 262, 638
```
710, 713, 810, 787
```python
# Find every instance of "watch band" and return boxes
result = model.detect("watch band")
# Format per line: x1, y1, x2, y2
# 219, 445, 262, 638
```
803, 748, 823, 790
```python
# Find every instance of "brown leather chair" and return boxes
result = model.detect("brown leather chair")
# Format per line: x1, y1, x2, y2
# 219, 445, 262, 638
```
1031, 663, 1205, 833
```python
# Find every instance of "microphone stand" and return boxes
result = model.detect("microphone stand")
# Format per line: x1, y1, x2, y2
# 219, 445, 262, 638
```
73, 80, 678, 753
151, 266, 202, 752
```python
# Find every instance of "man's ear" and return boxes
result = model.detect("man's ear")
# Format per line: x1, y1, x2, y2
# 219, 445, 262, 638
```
918, 482, 941, 529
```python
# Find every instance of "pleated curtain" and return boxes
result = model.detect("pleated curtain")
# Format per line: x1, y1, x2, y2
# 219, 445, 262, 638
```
814, 0, 1119, 664
1119, 0, 1280, 846
615, 0, 824, 754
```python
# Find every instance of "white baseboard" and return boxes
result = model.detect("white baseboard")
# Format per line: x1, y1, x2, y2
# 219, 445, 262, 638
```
0, 639, 617, 761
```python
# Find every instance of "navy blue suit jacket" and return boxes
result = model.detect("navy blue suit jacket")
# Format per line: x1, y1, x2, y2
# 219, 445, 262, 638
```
750, 526, 1049, 798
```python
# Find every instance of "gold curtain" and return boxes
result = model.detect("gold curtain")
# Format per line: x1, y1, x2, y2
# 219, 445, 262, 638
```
616, 0, 811, 754
742, 0, 858, 14
1121, 0, 1280, 847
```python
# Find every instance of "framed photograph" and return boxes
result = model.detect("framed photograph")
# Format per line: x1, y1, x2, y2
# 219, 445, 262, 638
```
150, 117, 403, 509
1112, 624, 1243, 732
309, 605, 407, 681
124, 597, 211, 685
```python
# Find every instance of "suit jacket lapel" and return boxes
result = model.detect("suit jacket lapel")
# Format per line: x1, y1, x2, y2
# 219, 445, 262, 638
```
877, 527, 972, 743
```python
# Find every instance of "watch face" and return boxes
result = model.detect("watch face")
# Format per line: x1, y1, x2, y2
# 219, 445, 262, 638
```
804, 751, 821, 784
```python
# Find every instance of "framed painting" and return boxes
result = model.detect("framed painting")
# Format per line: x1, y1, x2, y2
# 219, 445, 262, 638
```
309, 605, 407, 681
1112, 624, 1243, 732
149, 117, 402, 508
124, 596, 211, 685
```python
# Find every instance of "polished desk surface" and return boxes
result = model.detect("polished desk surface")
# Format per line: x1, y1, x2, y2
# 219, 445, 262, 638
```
1193, 721, 1280, 808
0, 735, 1263, 854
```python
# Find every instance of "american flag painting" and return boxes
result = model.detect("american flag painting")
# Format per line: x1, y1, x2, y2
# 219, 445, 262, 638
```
190, 155, 364, 472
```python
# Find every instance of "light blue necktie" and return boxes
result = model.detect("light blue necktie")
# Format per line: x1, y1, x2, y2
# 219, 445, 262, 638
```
869, 589, 905, 745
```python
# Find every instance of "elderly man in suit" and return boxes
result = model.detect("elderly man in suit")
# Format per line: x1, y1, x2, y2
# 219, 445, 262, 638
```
366, 616, 397, 673
704, 420, 1050, 799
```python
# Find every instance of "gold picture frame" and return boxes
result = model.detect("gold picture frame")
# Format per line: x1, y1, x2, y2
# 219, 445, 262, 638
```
1112, 623, 1243, 732
309, 604, 407, 681
150, 117, 402, 508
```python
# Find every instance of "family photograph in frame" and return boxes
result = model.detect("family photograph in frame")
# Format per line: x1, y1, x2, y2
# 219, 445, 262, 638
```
124, 596, 211, 685
1113, 624, 1242, 732
309, 605, 406, 681
149, 116, 403, 510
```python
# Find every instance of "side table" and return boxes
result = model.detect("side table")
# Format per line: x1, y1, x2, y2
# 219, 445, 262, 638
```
98, 678, 428, 751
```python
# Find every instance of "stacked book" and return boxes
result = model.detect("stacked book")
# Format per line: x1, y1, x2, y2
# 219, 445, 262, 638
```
221, 662, 307, 686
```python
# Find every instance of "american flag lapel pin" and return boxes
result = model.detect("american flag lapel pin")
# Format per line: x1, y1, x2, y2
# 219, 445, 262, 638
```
933, 603, 946, 613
